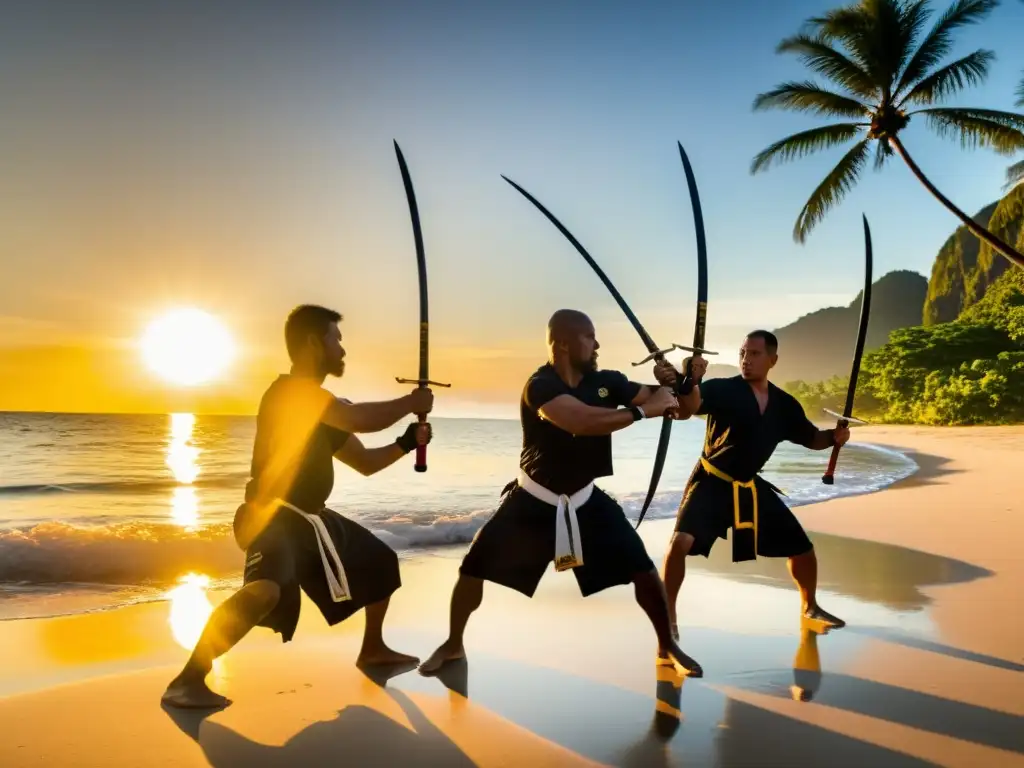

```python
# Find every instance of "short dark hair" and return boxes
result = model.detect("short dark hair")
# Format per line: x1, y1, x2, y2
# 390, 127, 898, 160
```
285, 304, 342, 362
746, 329, 778, 354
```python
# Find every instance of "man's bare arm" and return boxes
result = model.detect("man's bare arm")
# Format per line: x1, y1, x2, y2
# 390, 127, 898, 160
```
321, 394, 423, 434
538, 395, 637, 436
334, 434, 407, 476
629, 385, 660, 407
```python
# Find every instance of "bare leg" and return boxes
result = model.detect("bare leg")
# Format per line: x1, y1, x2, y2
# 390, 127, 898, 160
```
633, 568, 703, 677
162, 579, 281, 708
788, 548, 845, 628
356, 597, 419, 667
419, 574, 483, 674
662, 532, 695, 640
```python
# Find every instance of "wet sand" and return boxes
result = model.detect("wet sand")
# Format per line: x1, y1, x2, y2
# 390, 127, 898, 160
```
1, 425, 1022, 767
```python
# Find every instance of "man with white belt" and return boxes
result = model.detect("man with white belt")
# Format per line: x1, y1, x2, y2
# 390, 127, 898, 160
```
419, 309, 704, 677
162, 304, 435, 709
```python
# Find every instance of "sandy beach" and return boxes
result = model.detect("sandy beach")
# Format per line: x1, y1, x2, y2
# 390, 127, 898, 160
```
1, 424, 1022, 767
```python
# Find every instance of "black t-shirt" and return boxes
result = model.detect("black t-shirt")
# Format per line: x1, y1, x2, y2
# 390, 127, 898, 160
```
695, 375, 818, 482
519, 363, 643, 495
243, 374, 351, 513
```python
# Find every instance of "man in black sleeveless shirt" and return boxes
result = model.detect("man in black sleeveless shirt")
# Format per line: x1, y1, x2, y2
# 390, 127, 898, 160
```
162, 305, 435, 708
419, 309, 703, 677
654, 330, 850, 658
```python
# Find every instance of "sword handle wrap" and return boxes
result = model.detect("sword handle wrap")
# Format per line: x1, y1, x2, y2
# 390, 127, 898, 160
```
415, 412, 427, 473
821, 419, 848, 485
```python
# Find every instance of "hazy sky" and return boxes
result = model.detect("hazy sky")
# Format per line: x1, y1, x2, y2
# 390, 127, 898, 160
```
2, 0, 1022, 417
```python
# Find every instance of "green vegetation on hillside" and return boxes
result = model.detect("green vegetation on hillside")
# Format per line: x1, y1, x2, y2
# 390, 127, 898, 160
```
924, 185, 1024, 324
786, 269, 1024, 425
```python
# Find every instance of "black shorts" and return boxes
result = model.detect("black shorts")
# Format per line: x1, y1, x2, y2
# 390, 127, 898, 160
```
459, 483, 655, 598
675, 473, 813, 561
241, 505, 401, 642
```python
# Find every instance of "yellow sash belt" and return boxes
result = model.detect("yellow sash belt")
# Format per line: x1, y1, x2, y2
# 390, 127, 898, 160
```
699, 457, 757, 552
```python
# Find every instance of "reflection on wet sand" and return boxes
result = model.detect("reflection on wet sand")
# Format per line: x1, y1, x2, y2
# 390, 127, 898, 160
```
689, 530, 991, 611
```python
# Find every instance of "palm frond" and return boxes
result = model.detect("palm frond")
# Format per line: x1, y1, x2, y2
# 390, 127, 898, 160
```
750, 123, 866, 175
916, 107, 1024, 155
776, 34, 878, 99
753, 81, 871, 118
874, 139, 895, 170
1017, 72, 1024, 108
895, 0, 999, 95
794, 139, 871, 242
805, 5, 879, 83
1007, 159, 1024, 189
894, 1, 933, 78
872, 0, 929, 94
898, 49, 994, 106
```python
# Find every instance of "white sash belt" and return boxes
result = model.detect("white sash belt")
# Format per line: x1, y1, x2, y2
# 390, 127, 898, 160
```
278, 500, 352, 603
517, 471, 593, 571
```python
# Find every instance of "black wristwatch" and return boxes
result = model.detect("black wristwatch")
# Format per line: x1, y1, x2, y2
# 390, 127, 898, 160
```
629, 405, 646, 422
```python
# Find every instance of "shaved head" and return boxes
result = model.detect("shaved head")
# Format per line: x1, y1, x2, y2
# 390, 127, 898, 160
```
547, 309, 599, 374
547, 309, 592, 344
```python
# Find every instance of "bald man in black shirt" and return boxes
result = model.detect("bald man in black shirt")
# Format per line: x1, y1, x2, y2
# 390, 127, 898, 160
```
419, 309, 703, 677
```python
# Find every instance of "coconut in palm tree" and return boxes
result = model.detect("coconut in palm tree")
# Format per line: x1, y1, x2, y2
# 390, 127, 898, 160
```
751, 0, 1024, 268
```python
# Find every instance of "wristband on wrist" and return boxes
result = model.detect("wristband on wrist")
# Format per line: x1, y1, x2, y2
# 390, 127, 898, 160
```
629, 405, 645, 422
395, 426, 418, 453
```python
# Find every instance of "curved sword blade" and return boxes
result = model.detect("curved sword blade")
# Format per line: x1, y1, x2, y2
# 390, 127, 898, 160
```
393, 140, 434, 473
636, 142, 709, 529
822, 215, 873, 485
501, 175, 661, 355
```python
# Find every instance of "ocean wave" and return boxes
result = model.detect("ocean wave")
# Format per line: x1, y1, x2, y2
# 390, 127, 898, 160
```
0, 473, 249, 497
0, 443, 917, 590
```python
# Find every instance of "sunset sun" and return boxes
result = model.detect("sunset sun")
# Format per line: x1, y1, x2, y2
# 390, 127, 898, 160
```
141, 308, 236, 386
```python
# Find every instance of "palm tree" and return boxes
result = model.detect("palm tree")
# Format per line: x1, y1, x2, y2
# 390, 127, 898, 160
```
751, 0, 1024, 268
1008, 73, 1024, 187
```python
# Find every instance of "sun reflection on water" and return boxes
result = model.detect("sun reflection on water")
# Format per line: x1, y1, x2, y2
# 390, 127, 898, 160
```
167, 413, 201, 528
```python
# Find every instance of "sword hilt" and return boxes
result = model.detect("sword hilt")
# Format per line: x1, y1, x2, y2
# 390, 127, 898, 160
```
630, 345, 678, 367
395, 376, 450, 473
631, 343, 718, 366
394, 377, 452, 387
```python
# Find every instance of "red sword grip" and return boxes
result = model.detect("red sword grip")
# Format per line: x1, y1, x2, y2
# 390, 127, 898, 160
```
821, 418, 848, 485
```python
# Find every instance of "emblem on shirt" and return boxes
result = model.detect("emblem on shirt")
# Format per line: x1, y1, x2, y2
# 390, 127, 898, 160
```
598, 387, 609, 398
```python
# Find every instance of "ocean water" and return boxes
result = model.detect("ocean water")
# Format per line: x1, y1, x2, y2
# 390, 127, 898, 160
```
0, 411, 918, 620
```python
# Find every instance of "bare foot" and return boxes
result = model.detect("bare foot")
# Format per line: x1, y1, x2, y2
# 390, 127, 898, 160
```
356, 645, 420, 668
418, 641, 465, 675
161, 676, 230, 709
803, 605, 845, 629
658, 641, 703, 678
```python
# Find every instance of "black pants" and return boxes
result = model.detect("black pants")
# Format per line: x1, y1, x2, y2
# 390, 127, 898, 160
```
675, 473, 813, 562
460, 484, 655, 598
242, 506, 401, 642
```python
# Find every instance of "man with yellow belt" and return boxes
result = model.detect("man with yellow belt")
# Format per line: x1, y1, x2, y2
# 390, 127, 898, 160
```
419, 309, 703, 677
654, 330, 850, 646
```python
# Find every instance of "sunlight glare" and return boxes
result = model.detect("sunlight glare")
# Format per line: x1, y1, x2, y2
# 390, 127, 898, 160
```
141, 308, 235, 386
167, 573, 214, 651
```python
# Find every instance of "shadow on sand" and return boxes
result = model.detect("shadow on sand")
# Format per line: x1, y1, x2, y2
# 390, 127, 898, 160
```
160, 534, 1015, 767
692, 528, 991, 612
163, 663, 476, 767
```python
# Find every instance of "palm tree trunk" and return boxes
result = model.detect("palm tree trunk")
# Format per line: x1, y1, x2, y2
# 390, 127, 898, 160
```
889, 136, 1024, 269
